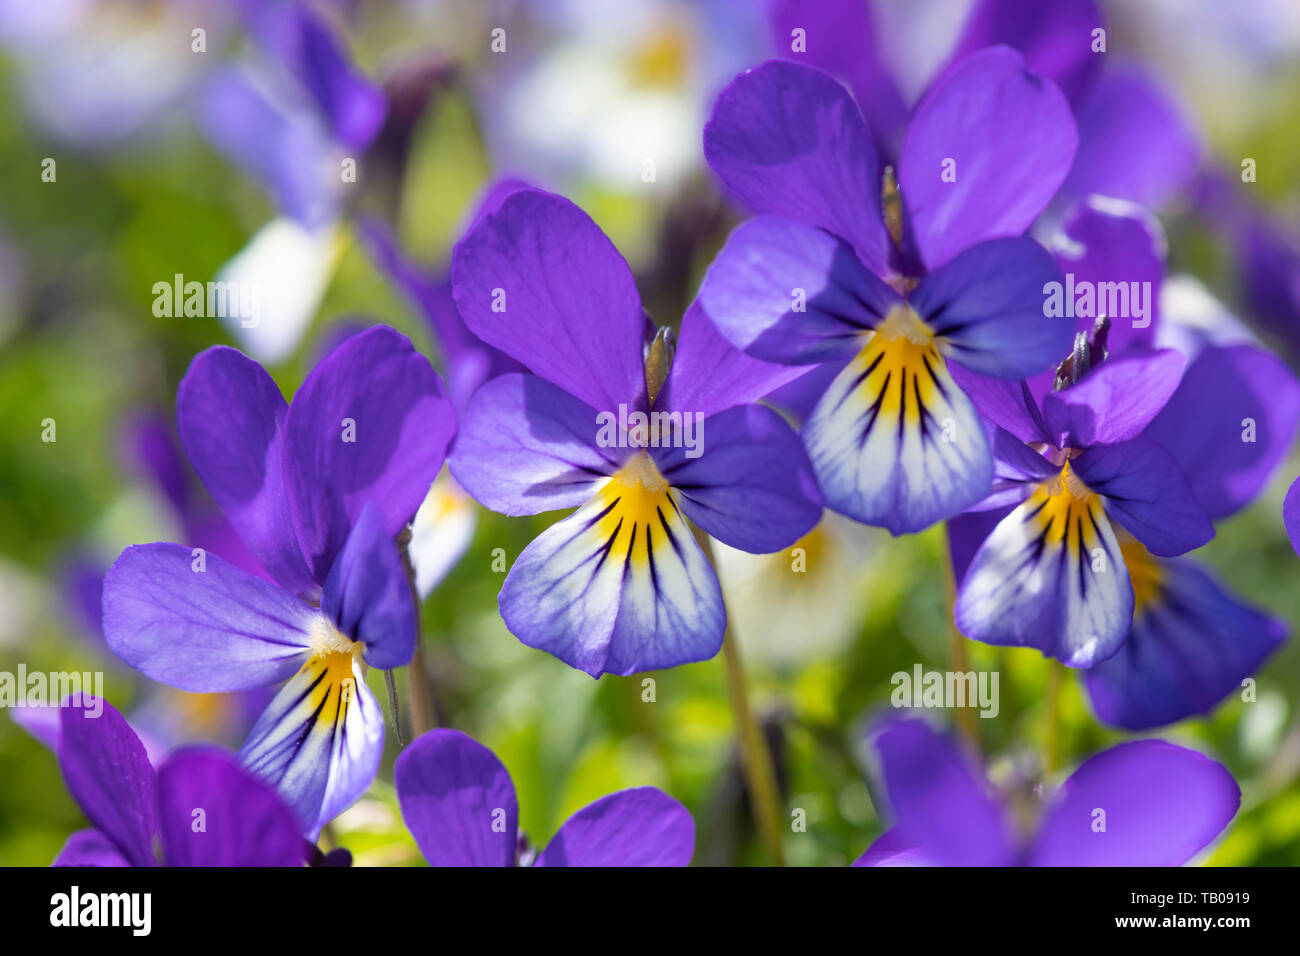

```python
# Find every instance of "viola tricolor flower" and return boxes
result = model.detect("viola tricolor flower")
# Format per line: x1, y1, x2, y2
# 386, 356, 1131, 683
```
102, 326, 455, 835
951, 342, 1214, 667
395, 729, 694, 867
1081, 332, 1296, 728
697, 51, 1077, 533
448, 187, 821, 677
858, 718, 1239, 867
951, 205, 1295, 720
48, 698, 304, 867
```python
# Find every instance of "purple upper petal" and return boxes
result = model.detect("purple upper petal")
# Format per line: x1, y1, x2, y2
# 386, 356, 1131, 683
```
766, 0, 906, 161
320, 500, 417, 670
944, 0, 1105, 109
703, 60, 891, 277
910, 237, 1074, 379
948, 367, 1049, 445
199, 65, 338, 229
449, 373, 623, 517
394, 729, 518, 867
103, 543, 317, 692
657, 302, 812, 420
357, 214, 523, 411
1030, 740, 1238, 866
52, 829, 132, 868
898, 46, 1077, 271
1085, 554, 1286, 730
451, 188, 649, 414
57, 698, 158, 868
239, 0, 387, 150
177, 346, 315, 596
283, 325, 455, 583
870, 717, 1015, 867
654, 403, 822, 554
1052, 199, 1165, 350
1141, 345, 1300, 521
697, 215, 900, 366
1072, 440, 1213, 557
157, 747, 305, 866
1062, 61, 1200, 209
1041, 350, 1186, 449
533, 788, 695, 867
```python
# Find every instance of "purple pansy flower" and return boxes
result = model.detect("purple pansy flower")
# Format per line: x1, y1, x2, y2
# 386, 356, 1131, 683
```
697, 52, 1077, 533
48, 697, 304, 867
950, 342, 1214, 667
857, 718, 1239, 867
952, 205, 1294, 717
448, 187, 821, 677
101, 326, 455, 836
1081, 330, 1296, 728
395, 729, 694, 867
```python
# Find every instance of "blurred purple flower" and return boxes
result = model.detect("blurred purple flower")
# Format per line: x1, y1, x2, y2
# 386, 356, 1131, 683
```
395, 729, 694, 867
857, 717, 1239, 866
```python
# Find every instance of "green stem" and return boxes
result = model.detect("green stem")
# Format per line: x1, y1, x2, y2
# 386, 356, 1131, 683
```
1045, 659, 1065, 774
940, 523, 980, 751
693, 527, 785, 866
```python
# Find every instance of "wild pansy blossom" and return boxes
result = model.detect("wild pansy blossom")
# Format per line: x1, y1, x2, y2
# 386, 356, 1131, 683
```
396, 729, 694, 867
1080, 292, 1297, 728
950, 336, 1214, 667
102, 326, 455, 836
951, 204, 1294, 712
449, 187, 821, 677
697, 51, 1077, 532
47, 697, 304, 867
858, 718, 1239, 867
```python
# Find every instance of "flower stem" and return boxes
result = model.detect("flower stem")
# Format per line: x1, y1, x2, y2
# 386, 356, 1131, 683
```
693, 527, 785, 866
396, 524, 437, 739
1045, 659, 1065, 774
940, 523, 979, 751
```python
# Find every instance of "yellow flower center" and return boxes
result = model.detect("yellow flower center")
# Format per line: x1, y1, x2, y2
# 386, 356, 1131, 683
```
591, 452, 678, 567
854, 305, 943, 424
1028, 462, 1104, 555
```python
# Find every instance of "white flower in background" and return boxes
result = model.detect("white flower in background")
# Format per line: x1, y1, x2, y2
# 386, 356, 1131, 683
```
408, 467, 478, 600
215, 217, 341, 366
479, 0, 765, 195
712, 513, 881, 669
